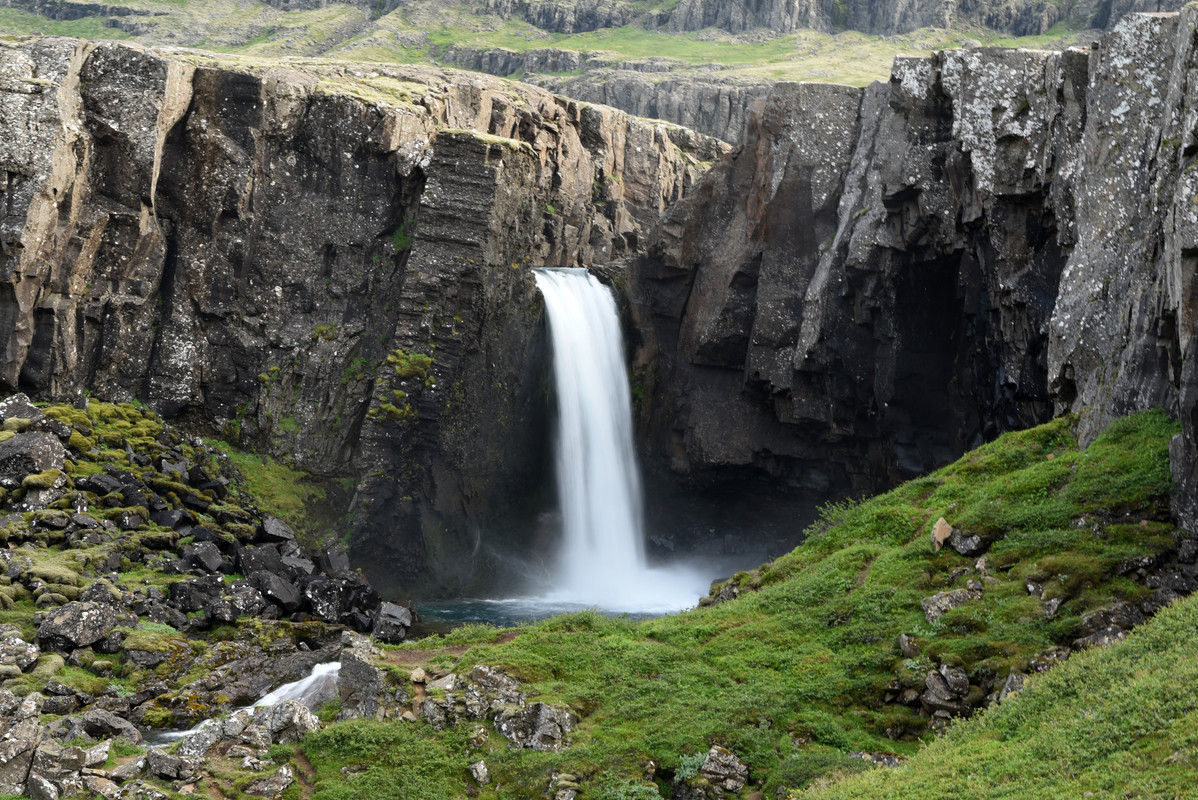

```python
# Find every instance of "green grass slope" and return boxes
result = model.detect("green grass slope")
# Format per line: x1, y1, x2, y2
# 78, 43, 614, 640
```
0, 0, 1094, 87
807, 590, 1198, 799
288, 409, 1188, 799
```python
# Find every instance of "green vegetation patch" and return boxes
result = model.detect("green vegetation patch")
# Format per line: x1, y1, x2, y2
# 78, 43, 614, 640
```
313, 410, 1182, 797
809, 590, 1198, 799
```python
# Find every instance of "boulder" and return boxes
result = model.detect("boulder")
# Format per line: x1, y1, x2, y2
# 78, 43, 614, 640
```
336, 647, 388, 721
237, 545, 284, 576
0, 712, 43, 794
699, 745, 748, 792
920, 670, 970, 716
493, 702, 576, 752
258, 516, 298, 544
169, 574, 225, 612
371, 601, 412, 643
920, 588, 981, 624
0, 394, 44, 425
250, 571, 302, 612
250, 700, 321, 745
146, 748, 199, 780
185, 542, 225, 574
25, 773, 57, 800
245, 765, 293, 797
79, 708, 142, 744
83, 775, 121, 799
0, 632, 39, 671
930, 518, 952, 551
0, 432, 66, 486
36, 602, 118, 651
1073, 626, 1128, 650
1080, 602, 1145, 635
947, 527, 987, 557
31, 739, 85, 782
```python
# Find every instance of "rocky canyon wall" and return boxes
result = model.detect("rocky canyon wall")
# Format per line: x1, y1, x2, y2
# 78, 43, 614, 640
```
630, 9, 1198, 537
0, 37, 726, 596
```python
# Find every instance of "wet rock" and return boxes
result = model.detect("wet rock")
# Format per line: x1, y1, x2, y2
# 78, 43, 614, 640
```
36, 602, 118, 651
336, 647, 389, 721
250, 700, 321, 745
920, 588, 981, 624
493, 702, 577, 752
371, 601, 411, 643
698, 745, 749, 792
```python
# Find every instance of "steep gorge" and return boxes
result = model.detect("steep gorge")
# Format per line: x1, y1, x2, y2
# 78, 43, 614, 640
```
7, 7, 1198, 601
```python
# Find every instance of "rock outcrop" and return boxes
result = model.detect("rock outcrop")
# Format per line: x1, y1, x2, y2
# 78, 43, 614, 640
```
473, 0, 1186, 37
627, 11, 1198, 544
0, 39, 725, 596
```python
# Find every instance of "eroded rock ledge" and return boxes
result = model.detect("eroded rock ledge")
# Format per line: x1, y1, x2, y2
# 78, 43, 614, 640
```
630, 10, 1198, 540
0, 37, 727, 596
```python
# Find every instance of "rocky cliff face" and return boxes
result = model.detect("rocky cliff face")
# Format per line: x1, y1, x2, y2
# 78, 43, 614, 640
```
629, 10, 1198, 538
480, 0, 1187, 36
450, 48, 769, 145
0, 38, 725, 596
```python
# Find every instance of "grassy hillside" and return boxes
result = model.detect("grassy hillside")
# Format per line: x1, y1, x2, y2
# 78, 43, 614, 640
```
277, 409, 1188, 799
807, 591, 1198, 799
0, 0, 1094, 87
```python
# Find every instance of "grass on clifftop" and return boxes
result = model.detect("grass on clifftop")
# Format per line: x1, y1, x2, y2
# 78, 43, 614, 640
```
0, 0, 1096, 89
299, 409, 1187, 798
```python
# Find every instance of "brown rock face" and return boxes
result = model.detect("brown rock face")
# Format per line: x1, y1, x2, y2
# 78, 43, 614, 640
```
0, 38, 725, 596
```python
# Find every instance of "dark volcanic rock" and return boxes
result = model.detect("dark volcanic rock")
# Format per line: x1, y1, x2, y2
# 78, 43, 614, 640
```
0, 38, 720, 598
36, 602, 117, 651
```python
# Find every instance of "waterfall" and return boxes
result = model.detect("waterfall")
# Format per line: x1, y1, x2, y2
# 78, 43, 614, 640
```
534, 268, 705, 612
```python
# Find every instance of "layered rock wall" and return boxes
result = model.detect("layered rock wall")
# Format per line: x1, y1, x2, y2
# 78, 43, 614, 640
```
0, 38, 725, 595
631, 10, 1198, 534
479, 0, 1187, 36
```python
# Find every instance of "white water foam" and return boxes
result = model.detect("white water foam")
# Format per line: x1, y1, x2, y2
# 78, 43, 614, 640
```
146, 662, 341, 746
534, 268, 708, 613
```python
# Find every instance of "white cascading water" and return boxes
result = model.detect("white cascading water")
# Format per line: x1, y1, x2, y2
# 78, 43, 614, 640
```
148, 662, 341, 746
534, 268, 706, 612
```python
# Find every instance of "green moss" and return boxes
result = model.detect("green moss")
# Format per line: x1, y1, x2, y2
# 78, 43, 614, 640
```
22, 469, 62, 490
